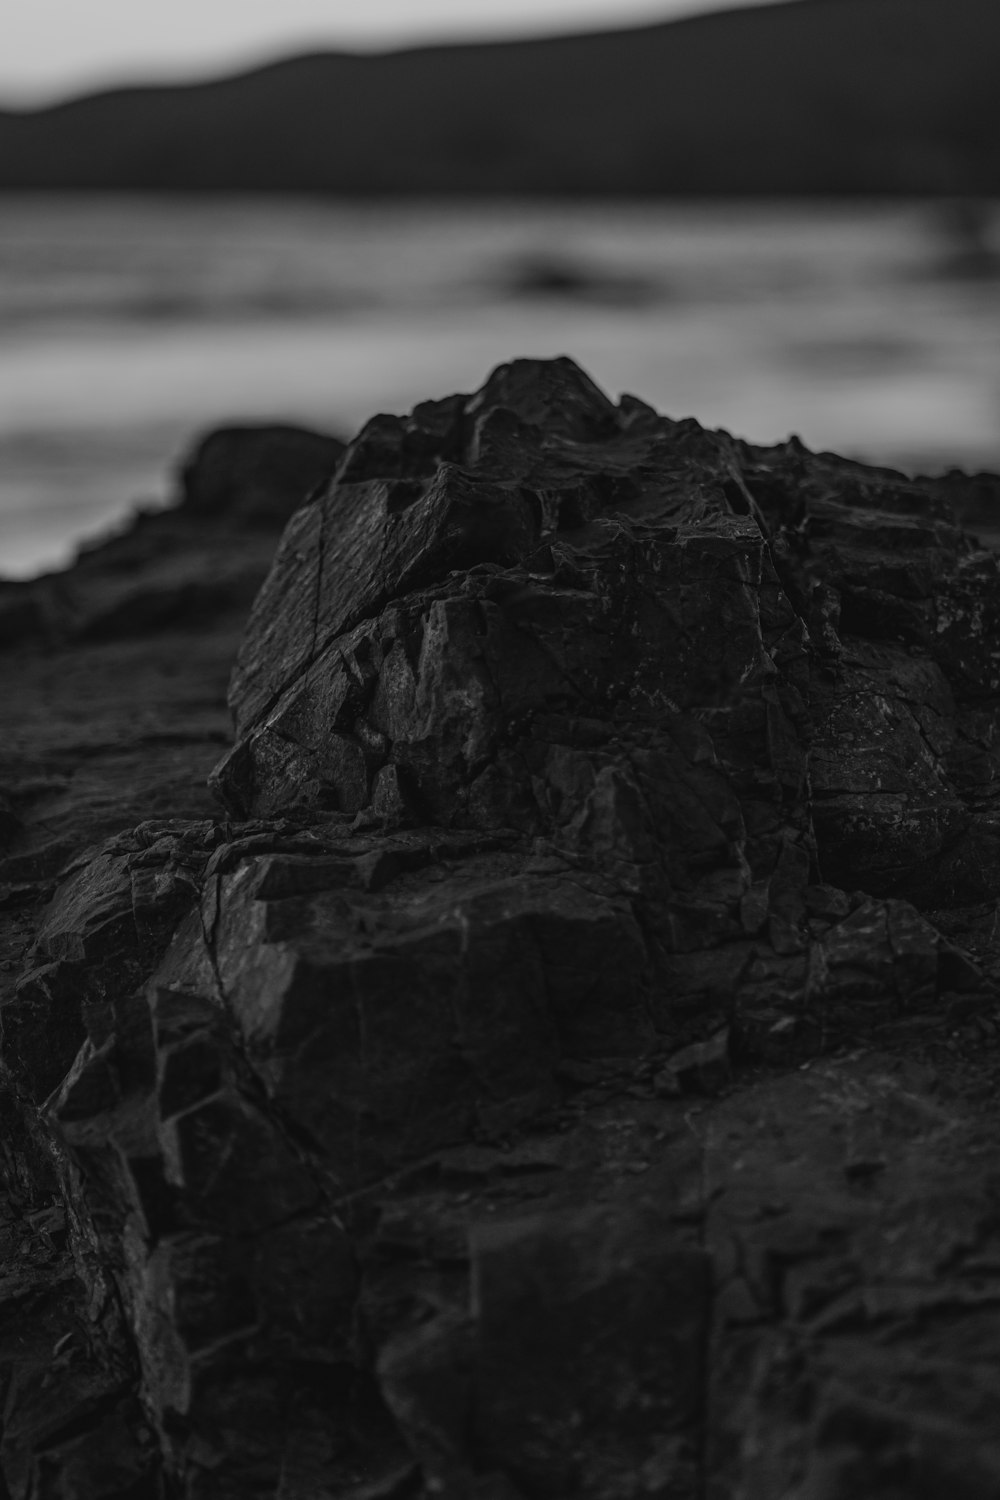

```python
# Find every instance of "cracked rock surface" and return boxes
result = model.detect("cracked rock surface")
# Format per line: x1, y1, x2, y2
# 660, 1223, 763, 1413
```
1, 358, 1000, 1497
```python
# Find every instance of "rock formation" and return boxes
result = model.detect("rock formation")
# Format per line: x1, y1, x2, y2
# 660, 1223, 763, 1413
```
1, 358, 999, 1498
0, 423, 345, 651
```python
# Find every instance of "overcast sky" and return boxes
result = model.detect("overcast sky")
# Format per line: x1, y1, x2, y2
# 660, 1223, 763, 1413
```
4, 0, 795, 105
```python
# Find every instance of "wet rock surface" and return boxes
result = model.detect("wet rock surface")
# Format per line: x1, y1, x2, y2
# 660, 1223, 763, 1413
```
1, 358, 999, 1497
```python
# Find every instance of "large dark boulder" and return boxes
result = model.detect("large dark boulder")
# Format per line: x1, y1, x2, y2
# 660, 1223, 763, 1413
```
179, 423, 345, 526
1, 358, 999, 1499
213, 356, 1000, 1036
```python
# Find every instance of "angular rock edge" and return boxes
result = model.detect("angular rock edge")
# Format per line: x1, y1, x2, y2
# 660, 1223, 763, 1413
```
2, 356, 1000, 1499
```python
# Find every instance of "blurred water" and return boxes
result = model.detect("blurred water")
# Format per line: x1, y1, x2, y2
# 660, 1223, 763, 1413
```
2, 196, 999, 577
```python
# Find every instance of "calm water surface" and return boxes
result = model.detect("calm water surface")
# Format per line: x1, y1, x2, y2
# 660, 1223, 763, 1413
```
2, 197, 999, 577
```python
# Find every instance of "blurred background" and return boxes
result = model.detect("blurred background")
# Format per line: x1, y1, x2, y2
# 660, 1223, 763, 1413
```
2, 0, 999, 577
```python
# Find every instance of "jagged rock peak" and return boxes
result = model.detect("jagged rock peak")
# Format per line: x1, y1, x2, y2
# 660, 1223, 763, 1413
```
215, 355, 1000, 925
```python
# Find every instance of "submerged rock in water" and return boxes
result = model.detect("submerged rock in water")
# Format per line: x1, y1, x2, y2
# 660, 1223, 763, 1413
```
499, 250, 661, 305
1, 357, 1000, 1499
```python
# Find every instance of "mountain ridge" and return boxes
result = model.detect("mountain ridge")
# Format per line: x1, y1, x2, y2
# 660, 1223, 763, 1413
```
0, 0, 995, 194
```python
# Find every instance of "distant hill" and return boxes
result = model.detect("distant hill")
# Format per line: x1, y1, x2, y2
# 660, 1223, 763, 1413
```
0, 0, 996, 195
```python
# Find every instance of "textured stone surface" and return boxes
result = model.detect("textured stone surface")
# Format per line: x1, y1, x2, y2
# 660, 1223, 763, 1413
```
214, 357, 999, 1055
1, 358, 999, 1497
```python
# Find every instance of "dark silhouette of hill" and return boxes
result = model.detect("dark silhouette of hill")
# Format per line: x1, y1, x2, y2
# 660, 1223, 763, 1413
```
0, 0, 995, 194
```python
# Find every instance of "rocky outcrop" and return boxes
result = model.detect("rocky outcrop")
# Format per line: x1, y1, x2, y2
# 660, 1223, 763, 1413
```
1, 358, 999, 1498
0, 421, 343, 649
179, 424, 346, 526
